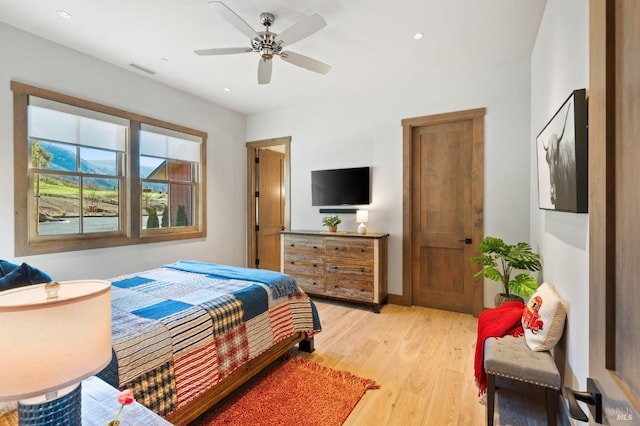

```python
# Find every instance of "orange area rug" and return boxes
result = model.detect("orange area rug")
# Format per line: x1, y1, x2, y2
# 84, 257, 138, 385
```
191, 356, 379, 426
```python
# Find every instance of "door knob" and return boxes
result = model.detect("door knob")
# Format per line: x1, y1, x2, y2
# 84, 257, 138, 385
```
564, 378, 603, 423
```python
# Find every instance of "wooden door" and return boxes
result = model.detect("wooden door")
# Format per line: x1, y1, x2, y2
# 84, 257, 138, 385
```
402, 109, 484, 316
256, 148, 285, 271
588, 1, 640, 423
246, 137, 291, 271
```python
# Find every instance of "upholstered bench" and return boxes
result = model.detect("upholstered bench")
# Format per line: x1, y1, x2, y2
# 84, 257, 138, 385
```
484, 334, 561, 426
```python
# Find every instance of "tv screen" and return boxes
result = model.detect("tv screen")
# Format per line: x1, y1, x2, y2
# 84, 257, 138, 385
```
311, 167, 371, 206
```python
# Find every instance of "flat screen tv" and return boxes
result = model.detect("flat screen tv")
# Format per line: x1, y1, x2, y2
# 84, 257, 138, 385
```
311, 167, 371, 206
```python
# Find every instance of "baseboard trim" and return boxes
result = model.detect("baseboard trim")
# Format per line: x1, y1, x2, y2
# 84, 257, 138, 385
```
387, 294, 407, 306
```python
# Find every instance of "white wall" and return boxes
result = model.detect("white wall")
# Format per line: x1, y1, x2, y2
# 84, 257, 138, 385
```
0, 23, 248, 280
530, 0, 589, 410
247, 57, 533, 302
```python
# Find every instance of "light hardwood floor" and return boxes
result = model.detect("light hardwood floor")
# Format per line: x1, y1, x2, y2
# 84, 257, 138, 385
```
292, 299, 551, 426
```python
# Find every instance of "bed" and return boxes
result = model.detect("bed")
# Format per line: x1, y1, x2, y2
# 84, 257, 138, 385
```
96, 260, 321, 425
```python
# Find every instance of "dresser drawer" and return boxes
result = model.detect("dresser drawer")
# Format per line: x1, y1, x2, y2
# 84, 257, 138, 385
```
325, 277, 373, 302
283, 235, 325, 255
326, 261, 374, 281
326, 238, 374, 261
284, 252, 324, 274
293, 275, 326, 295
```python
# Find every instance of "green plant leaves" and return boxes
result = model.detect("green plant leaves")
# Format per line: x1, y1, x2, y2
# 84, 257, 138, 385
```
477, 236, 508, 254
510, 273, 538, 297
507, 242, 541, 271
322, 215, 341, 226
470, 236, 541, 297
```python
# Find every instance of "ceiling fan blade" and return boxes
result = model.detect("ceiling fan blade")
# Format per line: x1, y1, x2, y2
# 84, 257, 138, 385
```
194, 47, 253, 56
281, 51, 331, 75
258, 58, 272, 85
208, 1, 259, 40
278, 14, 327, 47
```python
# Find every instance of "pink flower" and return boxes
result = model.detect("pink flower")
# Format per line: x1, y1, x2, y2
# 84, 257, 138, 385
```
117, 389, 135, 405
108, 389, 136, 426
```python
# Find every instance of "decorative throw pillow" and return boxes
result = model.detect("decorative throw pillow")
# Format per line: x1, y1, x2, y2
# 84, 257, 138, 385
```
0, 260, 19, 277
522, 282, 566, 351
0, 263, 52, 292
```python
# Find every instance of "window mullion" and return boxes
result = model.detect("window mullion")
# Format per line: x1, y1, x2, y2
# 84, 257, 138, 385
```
129, 120, 141, 239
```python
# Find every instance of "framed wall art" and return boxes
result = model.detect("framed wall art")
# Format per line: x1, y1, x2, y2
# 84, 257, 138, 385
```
536, 88, 588, 213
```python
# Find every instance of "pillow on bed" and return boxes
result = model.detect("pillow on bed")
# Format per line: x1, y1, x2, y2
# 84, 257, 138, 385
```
522, 282, 566, 351
0, 263, 52, 292
0, 260, 19, 277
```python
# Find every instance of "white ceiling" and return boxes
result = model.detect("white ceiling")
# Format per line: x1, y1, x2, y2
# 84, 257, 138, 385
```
0, 0, 547, 115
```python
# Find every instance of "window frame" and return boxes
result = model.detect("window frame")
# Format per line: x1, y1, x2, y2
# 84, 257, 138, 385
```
12, 81, 207, 256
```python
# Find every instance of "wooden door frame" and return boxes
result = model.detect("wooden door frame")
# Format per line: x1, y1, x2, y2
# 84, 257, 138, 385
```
589, 0, 640, 419
401, 108, 485, 316
246, 136, 291, 268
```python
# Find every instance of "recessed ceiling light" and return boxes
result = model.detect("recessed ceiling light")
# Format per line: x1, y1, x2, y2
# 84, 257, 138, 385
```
223, 87, 231, 92
56, 10, 72, 19
413, 32, 424, 40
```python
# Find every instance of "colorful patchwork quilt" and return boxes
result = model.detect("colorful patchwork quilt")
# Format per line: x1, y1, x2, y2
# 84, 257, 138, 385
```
97, 261, 321, 417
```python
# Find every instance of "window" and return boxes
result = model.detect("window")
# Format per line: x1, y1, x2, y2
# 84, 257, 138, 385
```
28, 97, 127, 238
12, 81, 207, 255
140, 125, 201, 232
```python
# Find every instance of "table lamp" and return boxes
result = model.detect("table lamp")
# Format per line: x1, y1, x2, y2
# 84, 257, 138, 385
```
356, 209, 369, 234
0, 280, 112, 425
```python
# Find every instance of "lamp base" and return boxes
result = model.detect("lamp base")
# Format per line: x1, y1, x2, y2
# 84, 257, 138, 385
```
358, 223, 367, 234
18, 383, 82, 426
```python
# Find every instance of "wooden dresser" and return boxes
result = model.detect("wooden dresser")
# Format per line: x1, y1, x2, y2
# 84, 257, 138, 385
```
281, 230, 389, 312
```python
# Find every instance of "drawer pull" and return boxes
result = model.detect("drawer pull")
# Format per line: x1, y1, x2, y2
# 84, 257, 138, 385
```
313, 264, 317, 268
361, 269, 365, 272
361, 249, 365, 253
334, 285, 338, 288
290, 244, 295, 247
312, 282, 316, 285
313, 246, 317, 249
290, 261, 295, 265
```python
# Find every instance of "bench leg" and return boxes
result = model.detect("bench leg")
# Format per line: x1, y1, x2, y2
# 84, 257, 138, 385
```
546, 388, 558, 426
487, 373, 496, 426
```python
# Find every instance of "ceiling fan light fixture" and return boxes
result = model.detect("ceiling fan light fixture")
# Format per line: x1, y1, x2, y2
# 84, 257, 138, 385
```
259, 12, 275, 28
198, 2, 330, 84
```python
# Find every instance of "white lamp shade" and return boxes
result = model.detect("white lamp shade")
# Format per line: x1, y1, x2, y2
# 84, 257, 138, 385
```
356, 210, 369, 223
0, 280, 112, 401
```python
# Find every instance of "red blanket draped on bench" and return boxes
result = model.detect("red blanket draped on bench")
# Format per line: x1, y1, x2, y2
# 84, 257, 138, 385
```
474, 300, 525, 395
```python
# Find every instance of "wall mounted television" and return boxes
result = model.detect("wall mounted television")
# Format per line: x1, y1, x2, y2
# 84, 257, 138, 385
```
311, 167, 371, 206
536, 88, 588, 213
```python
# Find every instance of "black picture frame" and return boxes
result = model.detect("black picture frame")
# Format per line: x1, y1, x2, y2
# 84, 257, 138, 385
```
536, 88, 588, 213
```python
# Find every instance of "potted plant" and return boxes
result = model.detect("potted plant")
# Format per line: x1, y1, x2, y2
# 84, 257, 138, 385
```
470, 236, 541, 306
322, 215, 342, 232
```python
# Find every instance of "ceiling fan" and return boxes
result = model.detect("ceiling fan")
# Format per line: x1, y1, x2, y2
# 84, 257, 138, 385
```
195, 1, 331, 85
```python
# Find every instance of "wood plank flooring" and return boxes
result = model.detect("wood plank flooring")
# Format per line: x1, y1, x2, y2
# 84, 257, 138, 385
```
291, 299, 550, 426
